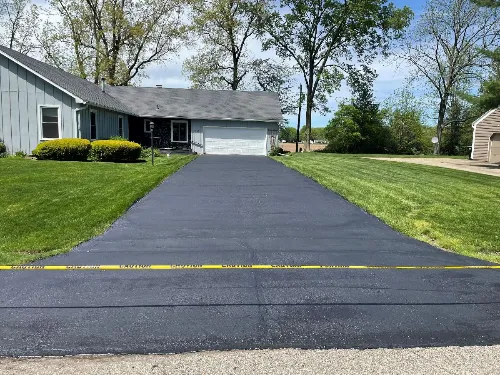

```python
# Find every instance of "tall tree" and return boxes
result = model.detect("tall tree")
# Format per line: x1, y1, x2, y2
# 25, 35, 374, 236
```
349, 71, 388, 152
402, 0, 500, 154
0, 0, 39, 54
324, 103, 362, 153
249, 58, 296, 116
466, 0, 500, 112
324, 78, 388, 153
40, 0, 188, 86
183, 0, 297, 117
382, 89, 432, 155
258, 0, 412, 151
441, 95, 473, 155
183, 0, 266, 90
464, 50, 500, 113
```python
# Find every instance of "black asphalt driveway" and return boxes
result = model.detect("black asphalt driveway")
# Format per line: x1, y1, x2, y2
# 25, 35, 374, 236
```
1, 156, 499, 356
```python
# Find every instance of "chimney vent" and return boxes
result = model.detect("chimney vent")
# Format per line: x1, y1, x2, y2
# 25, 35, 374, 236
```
101, 77, 106, 92
156, 84, 163, 88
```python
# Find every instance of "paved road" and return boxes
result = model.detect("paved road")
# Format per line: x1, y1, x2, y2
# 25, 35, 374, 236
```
0, 156, 499, 356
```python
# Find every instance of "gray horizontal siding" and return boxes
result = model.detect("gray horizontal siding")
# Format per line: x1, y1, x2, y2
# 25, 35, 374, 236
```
78, 106, 129, 140
191, 119, 279, 154
0, 54, 78, 154
472, 109, 500, 161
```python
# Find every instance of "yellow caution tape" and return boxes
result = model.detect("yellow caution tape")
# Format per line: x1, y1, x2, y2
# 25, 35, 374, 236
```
0, 264, 499, 271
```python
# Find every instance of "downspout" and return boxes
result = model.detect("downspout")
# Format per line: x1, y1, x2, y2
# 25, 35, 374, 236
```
74, 104, 88, 139
471, 122, 476, 160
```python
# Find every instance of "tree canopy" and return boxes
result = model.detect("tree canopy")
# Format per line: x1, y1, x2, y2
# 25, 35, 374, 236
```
401, 0, 500, 153
40, 0, 188, 85
0, 0, 38, 54
183, 0, 264, 90
259, 0, 412, 150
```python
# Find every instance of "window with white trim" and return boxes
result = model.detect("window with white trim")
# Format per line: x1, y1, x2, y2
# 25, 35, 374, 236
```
118, 117, 124, 137
171, 120, 188, 143
40, 106, 60, 139
144, 119, 152, 132
90, 111, 97, 140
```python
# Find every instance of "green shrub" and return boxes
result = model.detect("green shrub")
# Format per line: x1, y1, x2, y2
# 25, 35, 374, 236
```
109, 135, 128, 141
0, 142, 6, 157
32, 139, 91, 161
90, 140, 142, 162
14, 151, 27, 158
140, 147, 161, 159
268, 145, 285, 156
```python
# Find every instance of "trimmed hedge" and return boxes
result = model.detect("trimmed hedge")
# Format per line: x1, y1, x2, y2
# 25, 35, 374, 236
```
0, 142, 6, 156
32, 139, 91, 161
90, 140, 142, 162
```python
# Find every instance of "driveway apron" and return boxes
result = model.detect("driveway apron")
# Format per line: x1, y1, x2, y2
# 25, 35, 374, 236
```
0, 156, 499, 356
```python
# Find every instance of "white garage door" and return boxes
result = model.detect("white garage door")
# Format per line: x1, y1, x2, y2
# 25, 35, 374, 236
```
204, 127, 267, 155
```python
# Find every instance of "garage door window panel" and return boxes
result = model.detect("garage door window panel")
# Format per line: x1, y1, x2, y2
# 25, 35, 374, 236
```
172, 121, 188, 143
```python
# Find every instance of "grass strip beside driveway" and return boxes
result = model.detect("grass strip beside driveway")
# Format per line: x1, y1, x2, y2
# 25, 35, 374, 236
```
0, 155, 196, 264
273, 153, 500, 263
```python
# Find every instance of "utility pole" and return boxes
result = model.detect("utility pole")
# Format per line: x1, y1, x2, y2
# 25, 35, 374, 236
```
150, 122, 155, 166
296, 84, 303, 153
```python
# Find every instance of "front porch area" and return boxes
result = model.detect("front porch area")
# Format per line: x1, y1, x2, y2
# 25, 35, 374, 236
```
128, 116, 193, 152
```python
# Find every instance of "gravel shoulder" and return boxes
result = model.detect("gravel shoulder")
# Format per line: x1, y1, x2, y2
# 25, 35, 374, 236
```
2, 346, 500, 375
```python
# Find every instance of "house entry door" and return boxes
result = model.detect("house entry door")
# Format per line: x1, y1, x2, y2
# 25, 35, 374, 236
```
156, 120, 171, 148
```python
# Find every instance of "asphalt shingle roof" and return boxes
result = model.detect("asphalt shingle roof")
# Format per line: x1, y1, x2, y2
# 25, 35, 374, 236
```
106, 86, 283, 122
0, 45, 282, 122
0, 45, 135, 115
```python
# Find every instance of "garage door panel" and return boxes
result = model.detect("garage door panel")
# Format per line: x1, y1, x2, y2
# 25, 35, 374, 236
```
490, 133, 500, 163
204, 127, 267, 155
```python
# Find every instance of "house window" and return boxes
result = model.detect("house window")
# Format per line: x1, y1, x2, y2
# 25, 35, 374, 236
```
118, 117, 123, 137
90, 111, 97, 140
171, 120, 188, 143
39, 106, 60, 140
144, 119, 152, 132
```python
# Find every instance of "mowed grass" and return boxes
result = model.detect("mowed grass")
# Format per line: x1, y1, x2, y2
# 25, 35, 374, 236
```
273, 153, 500, 263
0, 155, 196, 264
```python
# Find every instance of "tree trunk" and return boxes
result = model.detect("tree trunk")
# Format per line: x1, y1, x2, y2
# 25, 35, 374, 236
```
435, 96, 448, 155
304, 94, 313, 151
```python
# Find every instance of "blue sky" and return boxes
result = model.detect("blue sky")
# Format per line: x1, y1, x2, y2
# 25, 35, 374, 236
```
141, 0, 428, 128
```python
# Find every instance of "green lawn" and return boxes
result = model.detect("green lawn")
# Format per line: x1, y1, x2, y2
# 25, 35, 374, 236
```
0, 155, 196, 264
273, 153, 500, 263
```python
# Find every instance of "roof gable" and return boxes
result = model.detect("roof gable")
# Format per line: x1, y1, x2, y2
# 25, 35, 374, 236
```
0, 45, 135, 115
472, 108, 499, 128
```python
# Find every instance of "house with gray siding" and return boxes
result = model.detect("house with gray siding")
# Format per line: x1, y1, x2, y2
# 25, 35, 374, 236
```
0, 46, 281, 156
471, 108, 500, 163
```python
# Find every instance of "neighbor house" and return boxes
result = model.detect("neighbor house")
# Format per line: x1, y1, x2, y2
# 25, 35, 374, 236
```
0, 45, 281, 156
471, 108, 500, 163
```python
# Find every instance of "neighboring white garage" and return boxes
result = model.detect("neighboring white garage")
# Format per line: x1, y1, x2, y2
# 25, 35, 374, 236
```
204, 127, 267, 155
471, 108, 500, 162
